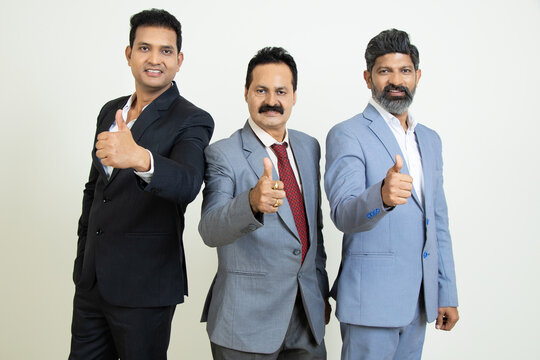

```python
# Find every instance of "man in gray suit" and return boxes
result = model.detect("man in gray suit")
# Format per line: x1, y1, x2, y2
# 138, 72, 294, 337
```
199, 47, 330, 359
325, 29, 459, 359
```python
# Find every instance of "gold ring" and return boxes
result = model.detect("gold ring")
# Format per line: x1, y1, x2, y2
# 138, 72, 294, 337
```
273, 199, 279, 207
273, 181, 279, 190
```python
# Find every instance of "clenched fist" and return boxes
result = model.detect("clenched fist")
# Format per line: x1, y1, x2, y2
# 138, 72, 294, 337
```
381, 155, 413, 207
95, 109, 150, 172
249, 158, 286, 214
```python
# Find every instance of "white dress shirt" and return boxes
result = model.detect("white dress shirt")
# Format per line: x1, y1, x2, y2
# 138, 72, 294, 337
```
369, 98, 424, 206
248, 117, 303, 193
103, 94, 154, 183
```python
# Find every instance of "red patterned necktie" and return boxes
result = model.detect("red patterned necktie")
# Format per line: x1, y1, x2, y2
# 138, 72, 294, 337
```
271, 143, 309, 263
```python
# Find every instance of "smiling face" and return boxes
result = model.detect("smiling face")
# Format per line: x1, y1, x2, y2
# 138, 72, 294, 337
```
364, 52, 421, 115
245, 63, 296, 142
125, 25, 183, 98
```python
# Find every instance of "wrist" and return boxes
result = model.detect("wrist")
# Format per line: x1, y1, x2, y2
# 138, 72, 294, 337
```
133, 147, 151, 172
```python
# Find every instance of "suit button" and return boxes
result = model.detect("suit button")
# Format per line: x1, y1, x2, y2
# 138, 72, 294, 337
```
426, 218, 430, 225
103, 198, 110, 203
293, 249, 301, 256
423, 251, 429, 259
96, 229, 102, 236
298, 272, 303, 278
247, 224, 257, 231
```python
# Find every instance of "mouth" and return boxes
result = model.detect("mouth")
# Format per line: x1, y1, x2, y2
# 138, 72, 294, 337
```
145, 69, 163, 76
388, 89, 405, 96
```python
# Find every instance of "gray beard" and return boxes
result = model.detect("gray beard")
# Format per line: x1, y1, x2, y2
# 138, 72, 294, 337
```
372, 84, 415, 116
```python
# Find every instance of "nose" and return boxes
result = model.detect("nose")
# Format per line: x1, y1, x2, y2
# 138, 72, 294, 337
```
388, 72, 403, 86
148, 49, 161, 65
266, 91, 278, 105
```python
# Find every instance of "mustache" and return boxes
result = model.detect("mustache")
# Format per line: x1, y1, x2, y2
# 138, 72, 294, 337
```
382, 84, 413, 99
258, 104, 284, 114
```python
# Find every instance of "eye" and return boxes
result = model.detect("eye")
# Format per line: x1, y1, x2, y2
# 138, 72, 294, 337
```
256, 89, 265, 94
277, 90, 286, 95
162, 49, 173, 55
379, 69, 389, 74
139, 46, 149, 52
402, 68, 412, 73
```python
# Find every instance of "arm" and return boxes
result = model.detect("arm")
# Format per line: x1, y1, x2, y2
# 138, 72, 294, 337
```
198, 145, 264, 247
433, 133, 459, 330
144, 112, 214, 205
324, 125, 390, 234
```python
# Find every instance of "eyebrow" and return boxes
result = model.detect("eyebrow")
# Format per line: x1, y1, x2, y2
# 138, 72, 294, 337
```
136, 41, 175, 49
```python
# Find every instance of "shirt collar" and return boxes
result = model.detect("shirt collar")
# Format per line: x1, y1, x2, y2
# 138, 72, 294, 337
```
369, 97, 417, 133
248, 117, 290, 147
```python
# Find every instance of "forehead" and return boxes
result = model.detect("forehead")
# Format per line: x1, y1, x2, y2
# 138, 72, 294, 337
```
373, 53, 415, 69
133, 26, 177, 47
250, 63, 294, 88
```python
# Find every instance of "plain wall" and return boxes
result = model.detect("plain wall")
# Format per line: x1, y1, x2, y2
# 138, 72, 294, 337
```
1, 0, 539, 358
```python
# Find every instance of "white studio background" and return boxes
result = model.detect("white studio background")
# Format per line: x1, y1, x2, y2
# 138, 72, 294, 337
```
0, 0, 538, 358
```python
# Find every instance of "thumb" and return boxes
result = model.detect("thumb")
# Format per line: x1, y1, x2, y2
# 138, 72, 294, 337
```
115, 109, 128, 131
262, 157, 273, 179
390, 154, 403, 173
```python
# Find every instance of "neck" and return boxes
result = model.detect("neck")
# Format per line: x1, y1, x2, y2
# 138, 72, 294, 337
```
394, 110, 409, 132
133, 83, 172, 112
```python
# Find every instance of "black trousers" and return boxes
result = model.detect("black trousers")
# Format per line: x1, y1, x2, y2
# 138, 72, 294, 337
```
69, 284, 176, 360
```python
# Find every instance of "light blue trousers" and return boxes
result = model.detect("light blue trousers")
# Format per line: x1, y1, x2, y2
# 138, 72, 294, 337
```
340, 301, 426, 360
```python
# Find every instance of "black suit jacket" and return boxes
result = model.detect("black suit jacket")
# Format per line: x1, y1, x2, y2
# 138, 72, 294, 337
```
73, 82, 214, 307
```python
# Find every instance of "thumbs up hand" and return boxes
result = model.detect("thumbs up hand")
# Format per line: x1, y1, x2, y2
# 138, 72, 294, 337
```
249, 158, 286, 214
95, 109, 150, 171
381, 155, 413, 207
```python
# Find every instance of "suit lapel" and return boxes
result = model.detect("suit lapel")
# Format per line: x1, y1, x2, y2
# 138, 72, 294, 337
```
415, 125, 433, 214
364, 104, 423, 211
241, 122, 301, 241
107, 82, 180, 184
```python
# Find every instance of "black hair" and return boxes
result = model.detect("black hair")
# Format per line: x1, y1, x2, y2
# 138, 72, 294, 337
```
129, 9, 182, 53
365, 29, 419, 72
245, 47, 298, 91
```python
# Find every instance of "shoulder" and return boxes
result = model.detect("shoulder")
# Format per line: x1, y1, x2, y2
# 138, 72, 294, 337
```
289, 129, 319, 148
169, 95, 214, 126
99, 96, 130, 117
416, 123, 442, 148
206, 129, 243, 154
328, 112, 371, 137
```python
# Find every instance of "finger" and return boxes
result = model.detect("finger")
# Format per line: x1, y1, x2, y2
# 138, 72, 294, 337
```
262, 157, 273, 179
115, 109, 128, 131
395, 190, 412, 199
97, 132, 109, 141
270, 189, 286, 199
272, 180, 284, 191
435, 311, 444, 330
391, 154, 403, 173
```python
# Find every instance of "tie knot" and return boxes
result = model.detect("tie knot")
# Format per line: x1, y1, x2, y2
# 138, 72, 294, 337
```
271, 143, 288, 159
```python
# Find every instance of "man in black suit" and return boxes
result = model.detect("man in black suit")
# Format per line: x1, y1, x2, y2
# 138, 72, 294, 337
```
69, 9, 214, 359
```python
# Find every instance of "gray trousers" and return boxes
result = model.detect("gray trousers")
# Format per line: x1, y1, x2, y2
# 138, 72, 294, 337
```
211, 297, 326, 360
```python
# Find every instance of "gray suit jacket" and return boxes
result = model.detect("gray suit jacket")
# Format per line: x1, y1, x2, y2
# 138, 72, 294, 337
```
324, 104, 458, 327
199, 122, 329, 354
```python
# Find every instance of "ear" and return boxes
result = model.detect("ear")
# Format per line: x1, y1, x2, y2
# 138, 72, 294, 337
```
176, 52, 184, 72
244, 87, 248, 102
125, 46, 132, 65
415, 68, 422, 85
363, 70, 372, 89
292, 90, 297, 106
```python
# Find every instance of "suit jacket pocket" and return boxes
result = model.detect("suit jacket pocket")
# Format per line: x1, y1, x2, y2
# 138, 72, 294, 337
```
226, 270, 267, 277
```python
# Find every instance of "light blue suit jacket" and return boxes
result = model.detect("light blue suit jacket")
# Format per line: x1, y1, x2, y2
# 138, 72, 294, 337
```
199, 122, 329, 353
324, 104, 458, 328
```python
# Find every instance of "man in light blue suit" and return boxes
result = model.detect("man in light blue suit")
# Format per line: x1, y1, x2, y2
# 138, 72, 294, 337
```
199, 47, 330, 359
325, 29, 459, 359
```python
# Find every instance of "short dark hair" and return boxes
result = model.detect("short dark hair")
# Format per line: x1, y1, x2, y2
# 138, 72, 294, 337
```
365, 29, 419, 72
129, 9, 182, 53
245, 47, 298, 91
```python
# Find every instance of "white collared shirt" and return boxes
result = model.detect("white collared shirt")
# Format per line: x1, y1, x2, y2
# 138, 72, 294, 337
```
248, 117, 302, 192
369, 98, 424, 206
103, 94, 154, 183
